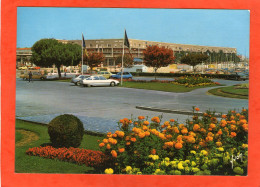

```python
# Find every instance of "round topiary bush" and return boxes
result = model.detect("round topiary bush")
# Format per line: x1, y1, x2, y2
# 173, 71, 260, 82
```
48, 114, 84, 148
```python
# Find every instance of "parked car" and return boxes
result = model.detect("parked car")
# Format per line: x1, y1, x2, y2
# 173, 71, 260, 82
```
110, 72, 133, 79
71, 74, 90, 85
97, 71, 114, 79
80, 76, 119, 87
18, 66, 28, 70
22, 72, 47, 80
235, 72, 249, 81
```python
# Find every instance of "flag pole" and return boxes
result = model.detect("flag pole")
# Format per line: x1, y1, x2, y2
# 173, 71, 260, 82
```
121, 29, 125, 86
82, 33, 84, 75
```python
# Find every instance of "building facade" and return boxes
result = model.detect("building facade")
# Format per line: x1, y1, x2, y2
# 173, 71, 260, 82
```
58, 38, 237, 68
17, 38, 238, 70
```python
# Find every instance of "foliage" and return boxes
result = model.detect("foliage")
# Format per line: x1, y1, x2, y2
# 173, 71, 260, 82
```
114, 54, 134, 68
31, 39, 81, 78
173, 75, 218, 87
143, 45, 175, 79
83, 51, 105, 72
180, 53, 209, 73
98, 108, 248, 175
26, 146, 110, 168
48, 114, 84, 148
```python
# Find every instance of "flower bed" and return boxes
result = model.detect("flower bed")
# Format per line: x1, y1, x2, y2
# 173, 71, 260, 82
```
173, 75, 219, 87
26, 146, 110, 168
99, 108, 248, 175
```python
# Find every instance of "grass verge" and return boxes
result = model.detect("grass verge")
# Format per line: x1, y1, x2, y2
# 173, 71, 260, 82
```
208, 86, 248, 99
15, 119, 103, 173
120, 81, 219, 92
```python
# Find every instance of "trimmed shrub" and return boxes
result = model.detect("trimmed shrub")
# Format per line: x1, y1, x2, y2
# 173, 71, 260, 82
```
48, 114, 84, 148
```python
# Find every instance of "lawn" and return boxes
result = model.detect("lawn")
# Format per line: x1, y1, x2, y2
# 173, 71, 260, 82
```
15, 119, 103, 173
120, 81, 219, 92
208, 85, 248, 99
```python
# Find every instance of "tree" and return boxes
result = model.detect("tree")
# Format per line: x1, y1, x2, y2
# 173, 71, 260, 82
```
114, 54, 134, 68
83, 51, 104, 73
143, 45, 175, 80
180, 53, 209, 73
31, 39, 81, 78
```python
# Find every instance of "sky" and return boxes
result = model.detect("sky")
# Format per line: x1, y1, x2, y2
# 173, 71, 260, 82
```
17, 8, 250, 56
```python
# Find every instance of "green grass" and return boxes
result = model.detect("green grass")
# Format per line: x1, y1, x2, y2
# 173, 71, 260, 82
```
208, 86, 248, 99
15, 130, 23, 143
15, 119, 103, 173
120, 81, 219, 92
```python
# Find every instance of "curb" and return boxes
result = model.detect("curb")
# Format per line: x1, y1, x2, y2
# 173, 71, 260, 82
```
136, 106, 222, 117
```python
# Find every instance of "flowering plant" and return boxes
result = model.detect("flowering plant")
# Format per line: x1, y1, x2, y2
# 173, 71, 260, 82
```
173, 75, 217, 87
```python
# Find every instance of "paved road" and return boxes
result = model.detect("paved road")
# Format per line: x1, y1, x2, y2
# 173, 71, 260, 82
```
16, 78, 248, 133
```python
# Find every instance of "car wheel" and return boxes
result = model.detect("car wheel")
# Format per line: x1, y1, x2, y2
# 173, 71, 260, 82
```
110, 82, 115, 87
76, 81, 81, 86
40, 77, 45, 80
87, 84, 91, 87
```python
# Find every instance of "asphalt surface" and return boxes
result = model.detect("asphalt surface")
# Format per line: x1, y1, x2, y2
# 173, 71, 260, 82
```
16, 78, 248, 133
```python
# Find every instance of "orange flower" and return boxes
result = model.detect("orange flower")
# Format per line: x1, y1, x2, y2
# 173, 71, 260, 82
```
179, 124, 185, 129
166, 134, 173, 139
242, 124, 248, 132
239, 119, 247, 125
231, 125, 237, 131
112, 133, 117, 138
103, 139, 109, 144
145, 131, 150, 136
217, 129, 223, 135
175, 142, 183, 149
220, 120, 227, 127
118, 148, 125, 153
170, 119, 175, 122
125, 136, 130, 141
208, 128, 212, 131
193, 124, 200, 131
230, 132, 237, 138
117, 131, 125, 138
205, 136, 213, 142
111, 139, 117, 145
195, 107, 200, 111
164, 141, 174, 148
138, 116, 145, 120
134, 122, 138, 125
173, 127, 180, 134
200, 128, 206, 134
230, 116, 235, 120
126, 141, 131, 146
138, 132, 146, 139
111, 150, 117, 158
222, 114, 227, 118
159, 133, 166, 140
106, 144, 111, 149
150, 149, 156, 155
181, 128, 188, 134
216, 142, 222, 147
143, 121, 150, 126
130, 137, 137, 142
142, 125, 148, 131
177, 135, 183, 141
186, 136, 195, 144
209, 123, 216, 129
151, 116, 160, 123
199, 141, 206, 147
99, 143, 105, 147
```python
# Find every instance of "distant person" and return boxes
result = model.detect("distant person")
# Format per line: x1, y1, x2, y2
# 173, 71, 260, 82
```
64, 68, 67, 77
28, 71, 32, 82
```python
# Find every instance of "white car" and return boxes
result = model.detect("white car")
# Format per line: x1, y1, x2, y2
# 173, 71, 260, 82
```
80, 76, 119, 87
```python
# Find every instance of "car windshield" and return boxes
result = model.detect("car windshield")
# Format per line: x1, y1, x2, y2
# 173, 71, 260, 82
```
93, 76, 100, 80
85, 77, 92, 80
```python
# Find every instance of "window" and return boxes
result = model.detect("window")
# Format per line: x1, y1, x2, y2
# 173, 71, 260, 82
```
107, 44, 111, 47
90, 44, 93, 47
86, 77, 92, 80
99, 76, 106, 80
94, 76, 100, 80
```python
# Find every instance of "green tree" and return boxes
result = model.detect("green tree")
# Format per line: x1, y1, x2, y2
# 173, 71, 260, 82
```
114, 54, 134, 68
31, 39, 81, 78
143, 45, 175, 80
180, 53, 209, 73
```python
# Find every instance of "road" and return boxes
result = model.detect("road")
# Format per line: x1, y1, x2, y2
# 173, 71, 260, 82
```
16, 78, 248, 133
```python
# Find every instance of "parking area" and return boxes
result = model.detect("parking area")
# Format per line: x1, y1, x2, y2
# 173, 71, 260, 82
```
16, 78, 248, 133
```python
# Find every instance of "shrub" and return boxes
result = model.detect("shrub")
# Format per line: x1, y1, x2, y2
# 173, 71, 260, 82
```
48, 114, 84, 148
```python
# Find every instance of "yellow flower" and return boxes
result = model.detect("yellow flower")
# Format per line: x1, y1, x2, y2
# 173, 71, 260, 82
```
217, 147, 224, 152
104, 168, 114, 174
191, 161, 196, 167
242, 144, 248, 149
200, 150, 208, 156
190, 150, 196, 154
165, 157, 170, 162
126, 166, 132, 173
177, 162, 184, 170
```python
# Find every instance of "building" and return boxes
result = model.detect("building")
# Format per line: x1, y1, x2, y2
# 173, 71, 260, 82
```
17, 38, 238, 71
59, 39, 237, 68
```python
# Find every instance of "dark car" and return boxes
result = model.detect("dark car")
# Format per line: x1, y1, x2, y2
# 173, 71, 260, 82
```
110, 72, 133, 79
